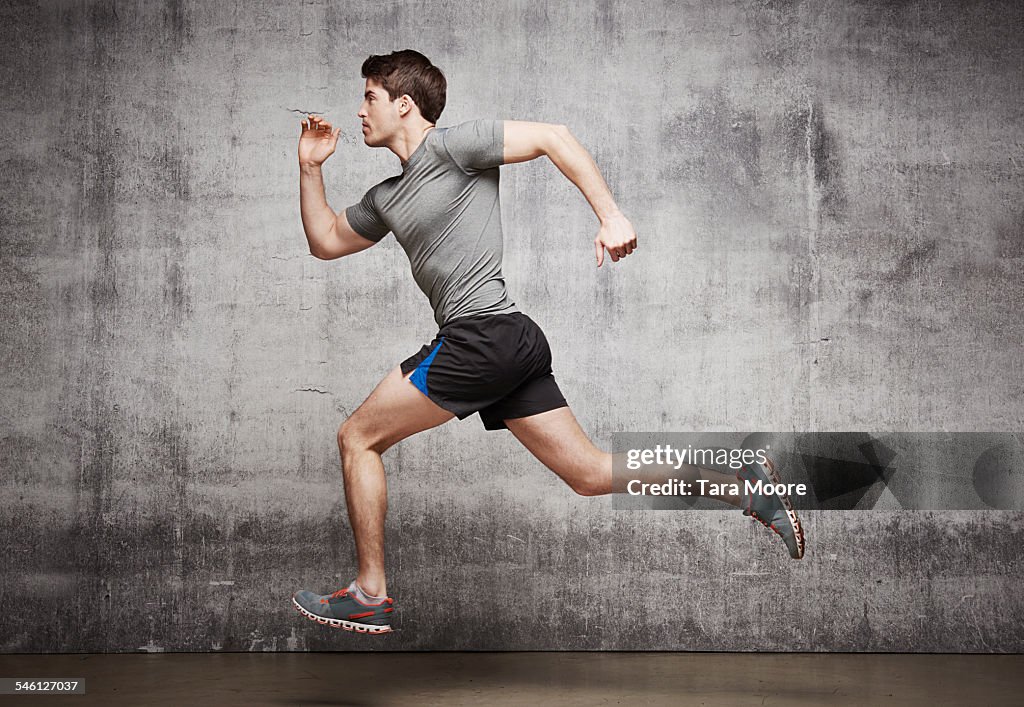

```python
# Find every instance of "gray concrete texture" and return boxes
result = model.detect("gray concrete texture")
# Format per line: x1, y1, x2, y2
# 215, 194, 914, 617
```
1, 0, 1022, 652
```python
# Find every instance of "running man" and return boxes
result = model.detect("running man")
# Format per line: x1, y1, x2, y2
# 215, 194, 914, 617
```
292, 50, 804, 634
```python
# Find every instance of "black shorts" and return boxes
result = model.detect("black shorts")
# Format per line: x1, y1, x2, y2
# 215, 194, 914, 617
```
399, 311, 568, 431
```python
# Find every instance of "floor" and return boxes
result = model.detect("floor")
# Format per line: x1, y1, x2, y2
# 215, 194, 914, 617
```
1, 652, 1022, 706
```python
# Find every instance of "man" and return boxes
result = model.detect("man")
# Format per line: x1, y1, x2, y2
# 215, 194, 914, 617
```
292, 50, 804, 635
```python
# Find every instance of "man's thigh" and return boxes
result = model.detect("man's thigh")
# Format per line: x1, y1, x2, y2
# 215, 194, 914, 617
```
503, 406, 605, 485
344, 365, 456, 453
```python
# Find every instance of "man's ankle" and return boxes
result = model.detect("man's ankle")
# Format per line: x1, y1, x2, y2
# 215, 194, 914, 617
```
353, 578, 387, 599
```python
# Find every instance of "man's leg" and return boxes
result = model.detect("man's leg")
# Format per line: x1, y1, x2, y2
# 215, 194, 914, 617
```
502, 406, 742, 504
337, 365, 455, 596
503, 406, 805, 558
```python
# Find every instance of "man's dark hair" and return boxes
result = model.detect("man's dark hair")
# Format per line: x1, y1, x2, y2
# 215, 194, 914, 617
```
361, 50, 446, 124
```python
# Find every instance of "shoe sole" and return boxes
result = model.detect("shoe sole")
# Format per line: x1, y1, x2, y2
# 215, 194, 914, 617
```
292, 597, 393, 634
754, 458, 806, 560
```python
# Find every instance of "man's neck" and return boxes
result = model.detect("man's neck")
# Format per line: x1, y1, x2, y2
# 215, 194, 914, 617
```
390, 123, 436, 165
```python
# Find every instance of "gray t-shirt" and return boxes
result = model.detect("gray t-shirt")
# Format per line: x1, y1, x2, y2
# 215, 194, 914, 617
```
345, 119, 519, 328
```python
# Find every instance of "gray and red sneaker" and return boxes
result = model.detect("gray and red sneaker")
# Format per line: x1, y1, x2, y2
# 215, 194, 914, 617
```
292, 585, 394, 634
737, 458, 806, 559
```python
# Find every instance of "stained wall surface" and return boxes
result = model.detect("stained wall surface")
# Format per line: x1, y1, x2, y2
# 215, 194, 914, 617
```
1, 0, 1022, 652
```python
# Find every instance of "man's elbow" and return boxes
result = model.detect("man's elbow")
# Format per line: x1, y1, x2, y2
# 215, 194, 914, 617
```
540, 123, 573, 156
308, 242, 342, 261
546, 124, 571, 152
307, 223, 350, 260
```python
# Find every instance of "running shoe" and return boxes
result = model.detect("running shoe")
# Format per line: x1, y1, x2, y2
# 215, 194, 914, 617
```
292, 585, 394, 634
737, 458, 806, 559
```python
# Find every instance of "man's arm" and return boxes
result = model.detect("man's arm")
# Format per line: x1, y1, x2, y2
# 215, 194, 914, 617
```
299, 115, 378, 260
503, 121, 637, 266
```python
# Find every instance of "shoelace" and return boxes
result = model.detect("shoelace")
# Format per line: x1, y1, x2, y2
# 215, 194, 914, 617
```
330, 588, 349, 600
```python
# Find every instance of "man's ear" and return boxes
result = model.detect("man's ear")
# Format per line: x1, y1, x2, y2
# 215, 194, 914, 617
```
398, 94, 415, 117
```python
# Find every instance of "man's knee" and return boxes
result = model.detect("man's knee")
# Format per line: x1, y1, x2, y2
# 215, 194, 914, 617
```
337, 416, 384, 456
563, 455, 610, 497
568, 473, 608, 497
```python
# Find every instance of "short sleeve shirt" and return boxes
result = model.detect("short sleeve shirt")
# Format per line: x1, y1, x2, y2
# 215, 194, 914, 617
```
346, 119, 518, 328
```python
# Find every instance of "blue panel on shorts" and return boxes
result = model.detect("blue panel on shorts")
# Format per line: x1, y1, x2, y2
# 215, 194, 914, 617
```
411, 337, 445, 396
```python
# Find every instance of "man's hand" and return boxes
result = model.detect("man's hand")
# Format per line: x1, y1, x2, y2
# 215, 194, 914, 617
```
298, 115, 341, 167
595, 213, 638, 267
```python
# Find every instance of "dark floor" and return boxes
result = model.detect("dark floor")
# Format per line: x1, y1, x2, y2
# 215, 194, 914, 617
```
1, 652, 1023, 706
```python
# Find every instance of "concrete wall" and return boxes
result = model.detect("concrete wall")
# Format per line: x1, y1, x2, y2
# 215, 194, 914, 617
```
1, 0, 1022, 652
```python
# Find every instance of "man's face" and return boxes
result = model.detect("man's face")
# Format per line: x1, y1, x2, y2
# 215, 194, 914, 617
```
357, 78, 401, 147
